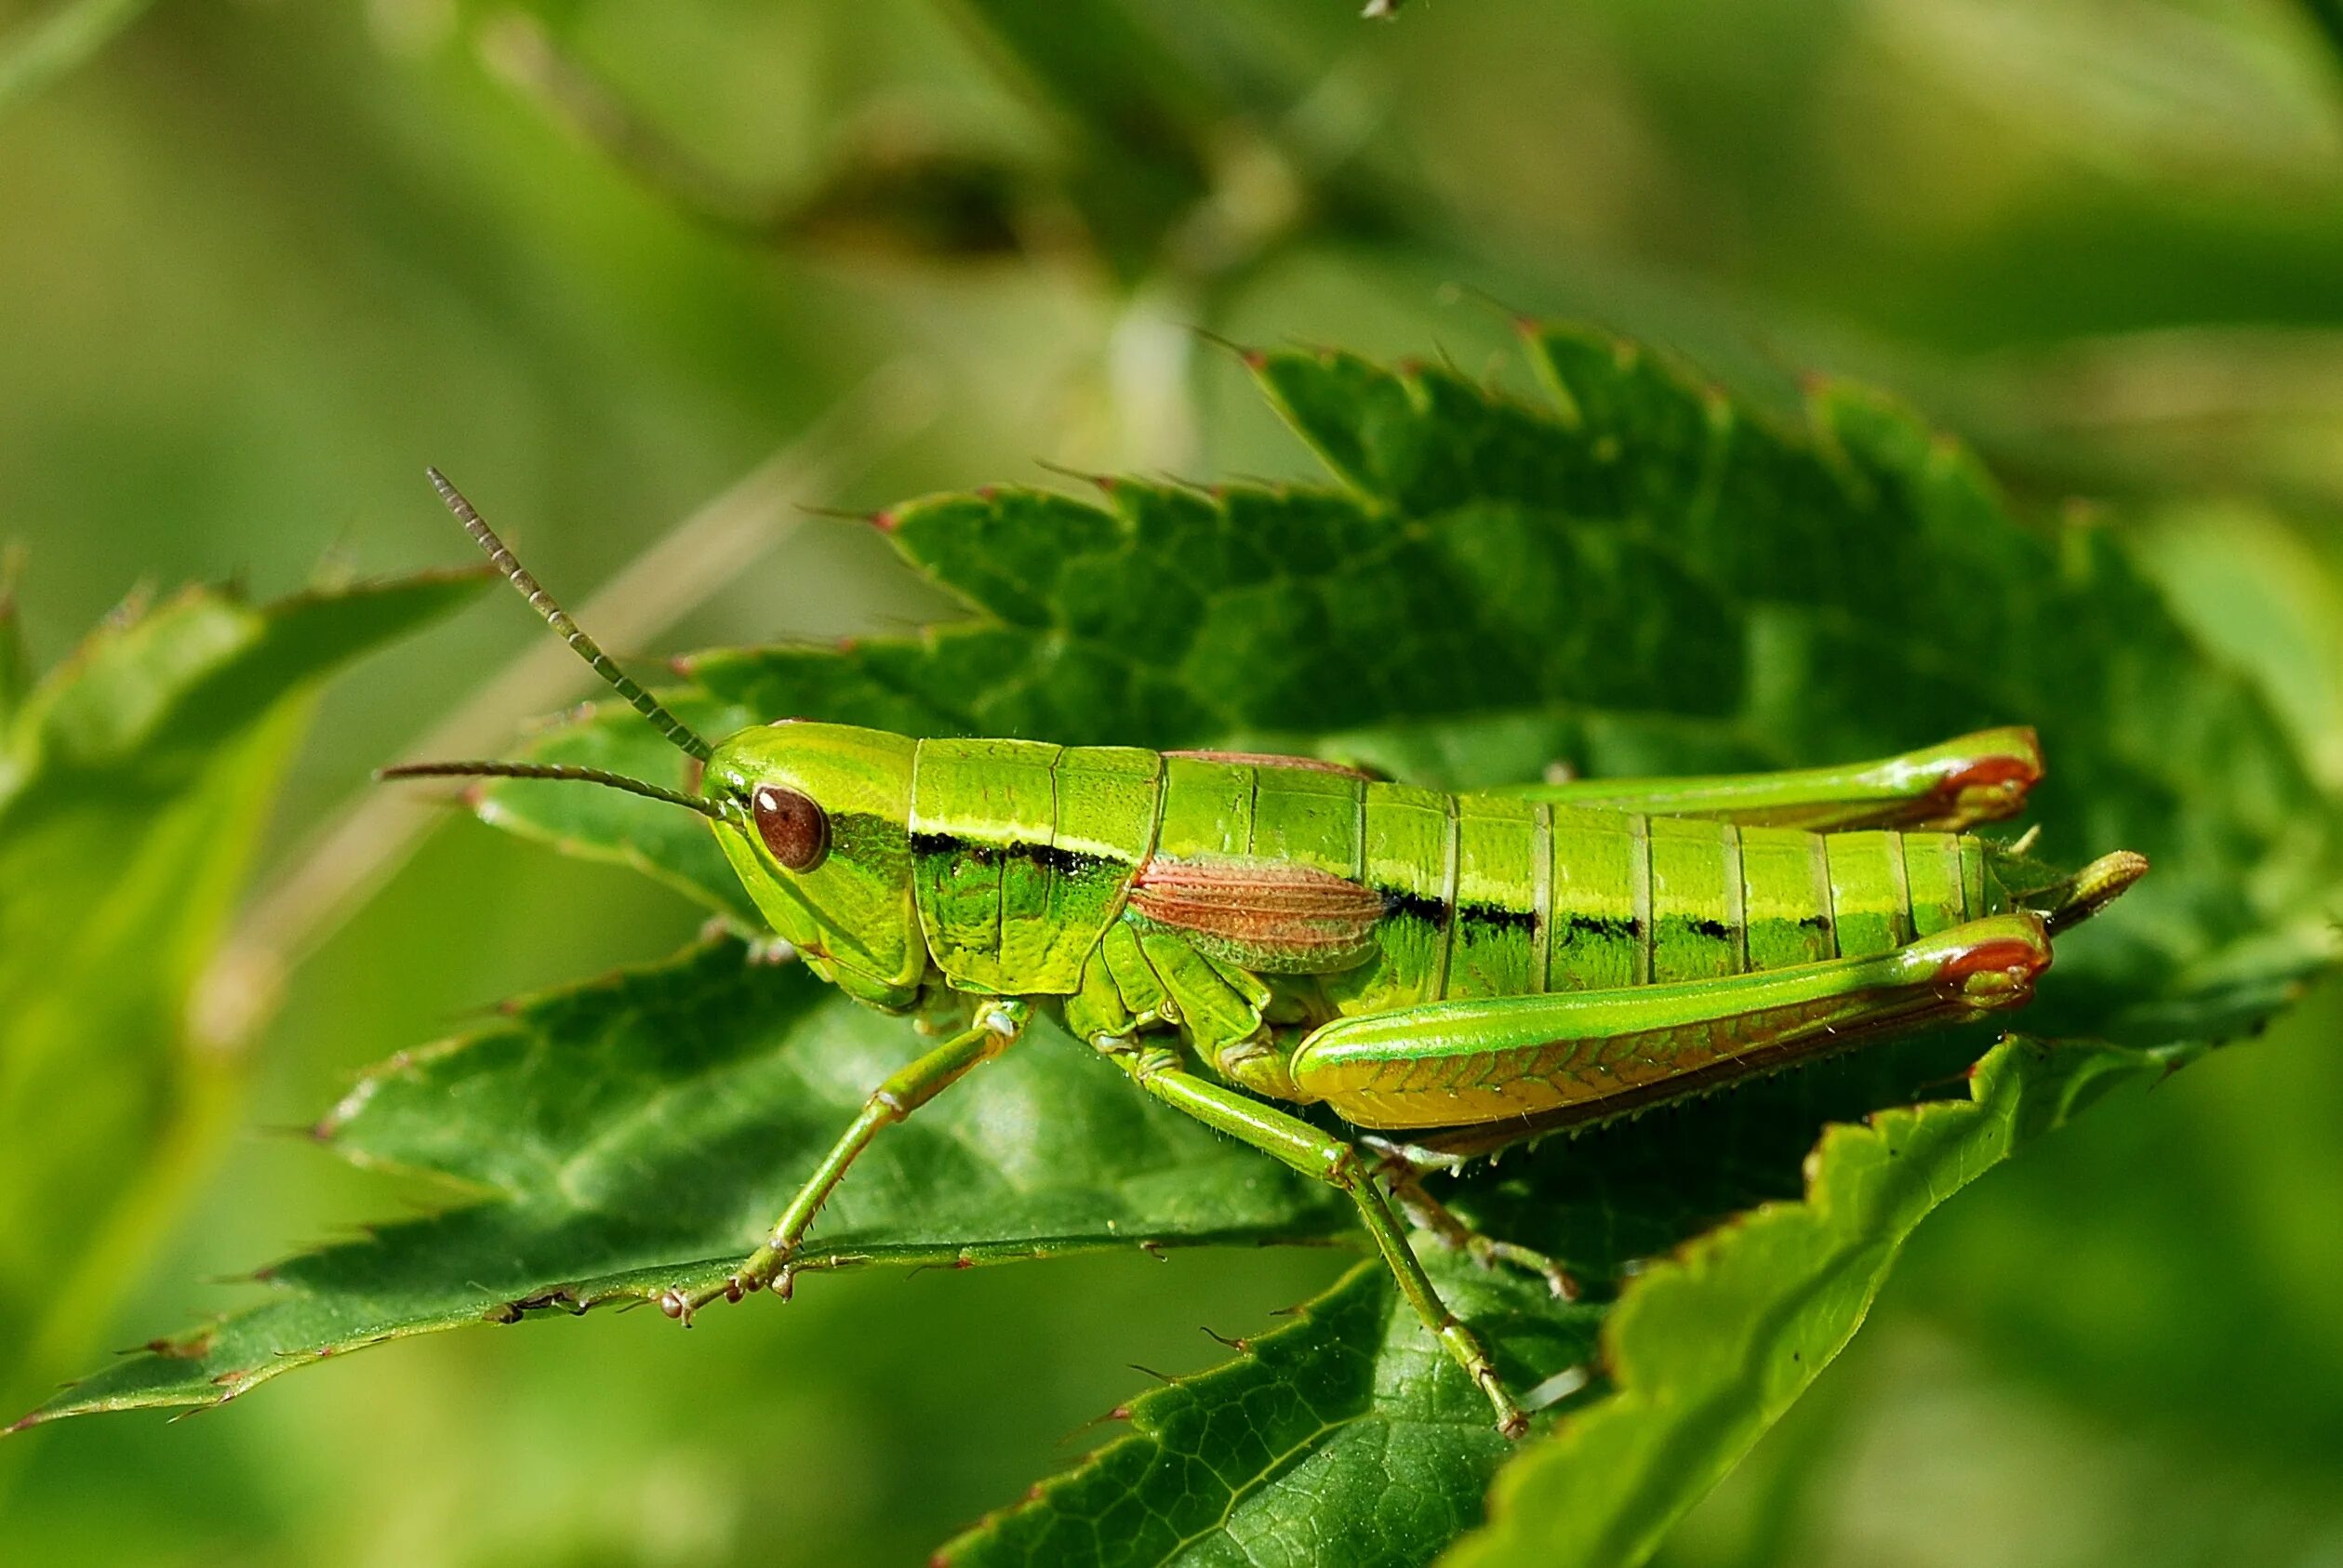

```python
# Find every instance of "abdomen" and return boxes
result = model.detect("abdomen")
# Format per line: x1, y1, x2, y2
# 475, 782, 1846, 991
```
1324, 789, 1992, 1017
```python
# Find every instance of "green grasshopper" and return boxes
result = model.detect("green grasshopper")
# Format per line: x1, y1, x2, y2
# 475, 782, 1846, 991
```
388, 472, 2149, 1438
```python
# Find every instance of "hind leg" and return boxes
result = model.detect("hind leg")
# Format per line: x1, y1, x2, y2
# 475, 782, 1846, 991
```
1498, 727, 2042, 831
1370, 1147, 1580, 1302
1112, 1043, 1530, 1439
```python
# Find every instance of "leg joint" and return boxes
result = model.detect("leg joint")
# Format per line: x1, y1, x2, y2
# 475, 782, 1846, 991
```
1128, 1045, 1184, 1086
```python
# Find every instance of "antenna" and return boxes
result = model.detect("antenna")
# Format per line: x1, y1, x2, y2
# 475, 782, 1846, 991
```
378, 761, 726, 820
426, 468, 712, 762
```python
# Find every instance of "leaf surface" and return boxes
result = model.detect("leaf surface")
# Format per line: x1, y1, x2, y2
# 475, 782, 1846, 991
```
31, 332, 2337, 1567
938, 1033, 2171, 1568
0, 568, 484, 1414
17, 936, 1350, 1424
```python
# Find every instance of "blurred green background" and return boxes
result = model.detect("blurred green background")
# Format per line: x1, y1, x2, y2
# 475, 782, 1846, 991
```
4, 1, 2342, 1562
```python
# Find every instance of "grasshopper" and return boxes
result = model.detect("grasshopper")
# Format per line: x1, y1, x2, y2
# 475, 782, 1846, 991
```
388, 472, 2148, 1437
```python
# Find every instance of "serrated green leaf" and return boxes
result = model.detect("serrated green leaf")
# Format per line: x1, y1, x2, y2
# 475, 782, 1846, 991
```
1438, 1034, 2174, 1568
939, 1033, 2170, 1568
16, 936, 1350, 1426
939, 1254, 1584, 1568
38, 330, 2338, 1567
0, 568, 485, 1416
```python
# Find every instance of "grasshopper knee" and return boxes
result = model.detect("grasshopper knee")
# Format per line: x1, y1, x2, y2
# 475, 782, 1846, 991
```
1321, 1142, 1367, 1188
867, 1068, 935, 1123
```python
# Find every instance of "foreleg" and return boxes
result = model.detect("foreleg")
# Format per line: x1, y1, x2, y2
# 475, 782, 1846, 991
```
686, 1001, 1028, 1313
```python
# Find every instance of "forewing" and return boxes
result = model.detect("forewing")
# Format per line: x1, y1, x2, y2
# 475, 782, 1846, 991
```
1128, 858, 1386, 974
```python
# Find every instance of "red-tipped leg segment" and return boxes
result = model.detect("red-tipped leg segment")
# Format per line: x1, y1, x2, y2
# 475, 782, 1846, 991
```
1500, 726, 2044, 831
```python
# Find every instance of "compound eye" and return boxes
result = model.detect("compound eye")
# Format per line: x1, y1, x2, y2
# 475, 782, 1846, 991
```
751, 785, 829, 871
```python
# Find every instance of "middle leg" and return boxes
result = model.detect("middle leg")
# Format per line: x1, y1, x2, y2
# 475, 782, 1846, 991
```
1369, 1146, 1580, 1302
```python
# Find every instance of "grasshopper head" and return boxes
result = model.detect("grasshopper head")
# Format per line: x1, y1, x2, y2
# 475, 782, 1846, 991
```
380, 472, 930, 1010
701, 721, 925, 1003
